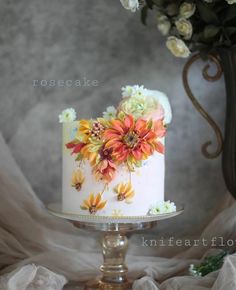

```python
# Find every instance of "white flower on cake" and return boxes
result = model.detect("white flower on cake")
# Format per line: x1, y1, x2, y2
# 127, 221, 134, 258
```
59, 108, 76, 123
149, 200, 176, 215
119, 85, 172, 124
102, 106, 117, 120
120, 0, 139, 12
166, 36, 191, 58
122, 85, 147, 98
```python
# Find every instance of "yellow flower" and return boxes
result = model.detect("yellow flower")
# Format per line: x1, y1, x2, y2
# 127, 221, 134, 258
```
80, 193, 107, 215
114, 182, 135, 203
71, 170, 85, 191
80, 139, 103, 167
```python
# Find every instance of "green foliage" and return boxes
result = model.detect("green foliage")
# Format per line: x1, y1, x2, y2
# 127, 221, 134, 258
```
141, 0, 236, 56
190, 251, 228, 277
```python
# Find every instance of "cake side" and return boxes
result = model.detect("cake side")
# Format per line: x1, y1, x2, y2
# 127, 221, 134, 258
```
60, 85, 176, 217
62, 122, 165, 216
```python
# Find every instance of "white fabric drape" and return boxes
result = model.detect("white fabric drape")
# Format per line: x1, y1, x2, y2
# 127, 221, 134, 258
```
0, 131, 236, 290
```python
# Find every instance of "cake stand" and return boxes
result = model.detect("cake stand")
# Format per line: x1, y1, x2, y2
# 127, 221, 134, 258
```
47, 203, 184, 290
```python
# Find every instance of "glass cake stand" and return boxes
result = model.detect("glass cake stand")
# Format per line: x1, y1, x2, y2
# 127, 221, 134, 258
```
47, 203, 184, 290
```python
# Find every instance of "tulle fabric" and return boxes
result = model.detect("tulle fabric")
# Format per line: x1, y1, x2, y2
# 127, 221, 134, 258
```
0, 132, 235, 290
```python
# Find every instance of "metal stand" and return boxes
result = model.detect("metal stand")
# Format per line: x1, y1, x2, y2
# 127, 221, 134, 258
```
48, 203, 183, 290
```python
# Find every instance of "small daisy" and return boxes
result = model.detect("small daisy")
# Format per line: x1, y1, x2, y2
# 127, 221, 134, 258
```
149, 201, 176, 215
59, 108, 76, 123
102, 106, 117, 120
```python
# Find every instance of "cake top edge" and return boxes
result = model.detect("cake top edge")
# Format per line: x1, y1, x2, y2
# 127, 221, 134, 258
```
59, 85, 172, 125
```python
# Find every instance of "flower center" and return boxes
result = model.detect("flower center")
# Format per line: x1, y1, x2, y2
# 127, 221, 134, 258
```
89, 205, 97, 214
99, 147, 113, 161
123, 132, 140, 148
117, 193, 125, 201
90, 122, 105, 139
75, 183, 82, 191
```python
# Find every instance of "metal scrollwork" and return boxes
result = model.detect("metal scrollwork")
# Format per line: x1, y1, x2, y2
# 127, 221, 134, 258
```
182, 53, 224, 159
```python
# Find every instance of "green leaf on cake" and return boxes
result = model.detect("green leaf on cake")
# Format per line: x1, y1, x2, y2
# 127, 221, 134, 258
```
76, 153, 83, 161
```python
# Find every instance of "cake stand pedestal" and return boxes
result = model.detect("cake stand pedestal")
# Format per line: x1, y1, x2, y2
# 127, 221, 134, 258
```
47, 203, 184, 290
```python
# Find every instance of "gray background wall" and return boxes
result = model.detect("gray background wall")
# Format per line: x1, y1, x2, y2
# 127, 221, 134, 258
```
0, 0, 229, 237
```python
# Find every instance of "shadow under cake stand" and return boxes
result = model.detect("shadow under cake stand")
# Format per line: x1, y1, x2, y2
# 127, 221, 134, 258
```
48, 203, 184, 290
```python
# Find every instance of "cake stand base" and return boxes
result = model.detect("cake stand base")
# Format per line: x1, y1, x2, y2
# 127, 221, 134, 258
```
47, 203, 183, 290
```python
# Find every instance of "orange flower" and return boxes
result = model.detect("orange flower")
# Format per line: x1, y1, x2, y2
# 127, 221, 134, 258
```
93, 146, 116, 182
80, 193, 107, 214
104, 115, 166, 166
114, 182, 135, 203
71, 170, 85, 191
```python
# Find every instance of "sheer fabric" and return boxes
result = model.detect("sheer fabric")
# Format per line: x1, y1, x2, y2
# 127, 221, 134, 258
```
0, 132, 235, 290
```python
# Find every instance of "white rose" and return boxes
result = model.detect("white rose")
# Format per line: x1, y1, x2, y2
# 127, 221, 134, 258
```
226, 0, 236, 4
175, 18, 193, 40
157, 16, 171, 36
166, 36, 191, 58
179, 2, 196, 18
120, 0, 139, 12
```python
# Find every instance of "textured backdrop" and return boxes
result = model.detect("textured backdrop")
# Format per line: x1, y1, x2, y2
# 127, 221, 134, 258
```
0, 0, 229, 237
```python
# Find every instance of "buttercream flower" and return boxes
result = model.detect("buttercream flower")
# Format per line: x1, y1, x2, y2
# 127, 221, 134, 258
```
157, 15, 171, 36
166, 36, 191, 58
146, 90, 172, 124
66, 141, 85, 155
80, 139, 103, 166
71, 170, 85, 191
78, 119, 106, 142
93, 146, 116, 182
59, 108, 76, 123
149, 200, 176, 215
104, 115, 166, 167
179, 2, 196, 19
114, 182, 135, 203
120, 87, 172, 124
175, 18, 193, 40
120, 0, 139, 12
103, 106, 117, 120
119, 94, 156, 119
121, 85, 147, 98
226, 0, 236, 4
80, 193, 107, 214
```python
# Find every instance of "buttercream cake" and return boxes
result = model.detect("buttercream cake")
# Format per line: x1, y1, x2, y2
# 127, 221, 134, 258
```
60, 85, 175, 217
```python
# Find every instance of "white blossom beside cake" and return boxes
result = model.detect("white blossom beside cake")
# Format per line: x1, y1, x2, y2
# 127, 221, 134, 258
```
60, 85, 176, 217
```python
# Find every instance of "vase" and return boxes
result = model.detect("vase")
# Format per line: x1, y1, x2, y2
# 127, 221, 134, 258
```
218, 46, 236, 198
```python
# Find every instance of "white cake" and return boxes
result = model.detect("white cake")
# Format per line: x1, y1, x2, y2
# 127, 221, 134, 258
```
61, 85, 175, 217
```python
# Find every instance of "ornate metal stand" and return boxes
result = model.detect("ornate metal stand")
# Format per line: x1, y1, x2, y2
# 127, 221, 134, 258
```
182, 50, 236, 199
47, 203, 183, 290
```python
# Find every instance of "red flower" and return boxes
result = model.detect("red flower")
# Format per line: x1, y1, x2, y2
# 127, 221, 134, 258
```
93, 146, 116, 182
66, 141, 85, 155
